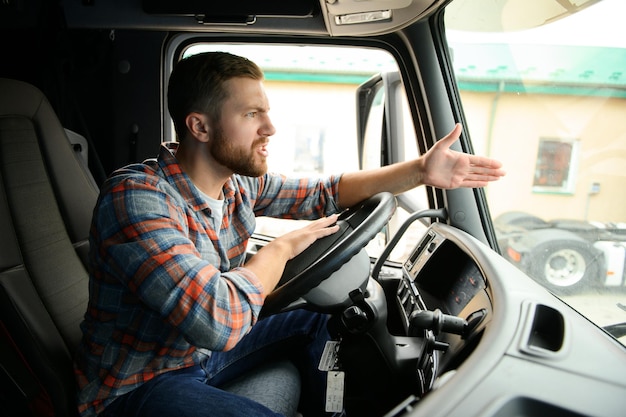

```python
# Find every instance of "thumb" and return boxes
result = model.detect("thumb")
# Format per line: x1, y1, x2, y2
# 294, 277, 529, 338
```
436, 123, 463, 149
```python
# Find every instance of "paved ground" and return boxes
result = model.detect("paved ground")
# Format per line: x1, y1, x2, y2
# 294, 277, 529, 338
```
561, 290, 626, 344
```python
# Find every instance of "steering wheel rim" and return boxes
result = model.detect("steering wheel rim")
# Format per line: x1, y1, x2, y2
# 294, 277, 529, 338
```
261, 192, 396, 316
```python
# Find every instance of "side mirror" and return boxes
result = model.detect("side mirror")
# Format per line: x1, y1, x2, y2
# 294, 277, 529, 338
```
356, 71, 405, 170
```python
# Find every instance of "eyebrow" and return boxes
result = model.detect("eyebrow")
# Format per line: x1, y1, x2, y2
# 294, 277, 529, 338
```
241, 103, 270, 114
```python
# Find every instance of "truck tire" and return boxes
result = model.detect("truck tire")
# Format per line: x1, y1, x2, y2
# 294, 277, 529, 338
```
529, 239, 603, 294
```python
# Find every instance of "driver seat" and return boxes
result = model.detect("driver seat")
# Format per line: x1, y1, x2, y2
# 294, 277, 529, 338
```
0, 78, 301, 417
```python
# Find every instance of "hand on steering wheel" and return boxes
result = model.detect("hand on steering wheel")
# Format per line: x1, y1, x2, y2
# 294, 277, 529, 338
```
261, 192, 396, 316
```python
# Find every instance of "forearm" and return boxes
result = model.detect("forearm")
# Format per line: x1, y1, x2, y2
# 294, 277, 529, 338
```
337, 158, 425, 208
243, 239, 292, 296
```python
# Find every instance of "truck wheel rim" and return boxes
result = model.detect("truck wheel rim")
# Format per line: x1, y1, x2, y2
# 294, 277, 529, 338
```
543, 249, 587, 287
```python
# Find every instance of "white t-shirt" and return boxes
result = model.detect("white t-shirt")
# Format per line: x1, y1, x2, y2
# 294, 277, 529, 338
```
197, 187, 224, 229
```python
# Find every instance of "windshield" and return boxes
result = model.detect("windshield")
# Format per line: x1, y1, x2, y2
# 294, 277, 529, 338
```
445, 0, 626, 345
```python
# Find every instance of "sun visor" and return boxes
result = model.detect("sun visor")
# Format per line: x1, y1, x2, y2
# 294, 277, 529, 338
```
142, 0, 319, 19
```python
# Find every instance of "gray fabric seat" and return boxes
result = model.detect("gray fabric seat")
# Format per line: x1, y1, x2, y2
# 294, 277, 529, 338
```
0, 78, 300, 417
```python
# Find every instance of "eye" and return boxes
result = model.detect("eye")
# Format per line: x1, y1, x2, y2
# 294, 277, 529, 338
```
245, 111, 257, 118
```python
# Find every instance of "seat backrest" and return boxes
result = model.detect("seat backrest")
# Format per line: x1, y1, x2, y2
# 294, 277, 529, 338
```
0, 78, 99, 416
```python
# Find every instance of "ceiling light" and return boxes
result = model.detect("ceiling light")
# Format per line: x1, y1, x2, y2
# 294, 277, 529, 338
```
334, 10, 392, 25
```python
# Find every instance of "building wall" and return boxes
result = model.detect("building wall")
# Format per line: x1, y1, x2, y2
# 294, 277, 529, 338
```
462, 90, 626, 222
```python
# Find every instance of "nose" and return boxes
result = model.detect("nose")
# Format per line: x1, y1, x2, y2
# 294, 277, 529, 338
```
260, 114, 276, 137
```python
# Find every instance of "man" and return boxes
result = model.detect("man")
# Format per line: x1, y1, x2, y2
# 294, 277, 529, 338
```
74, 52, 504, 417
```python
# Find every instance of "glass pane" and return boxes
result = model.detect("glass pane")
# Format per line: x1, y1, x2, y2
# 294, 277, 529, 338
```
446, 0, 626, 345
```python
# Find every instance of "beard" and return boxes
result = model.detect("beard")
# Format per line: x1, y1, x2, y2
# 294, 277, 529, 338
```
210, 126, 268, 177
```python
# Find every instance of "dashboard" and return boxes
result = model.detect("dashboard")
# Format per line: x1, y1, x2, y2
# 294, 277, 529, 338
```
376, 222, 626, 417
251, 219, 626, 417
392, 226, 492, 399
400, 229, 487, 321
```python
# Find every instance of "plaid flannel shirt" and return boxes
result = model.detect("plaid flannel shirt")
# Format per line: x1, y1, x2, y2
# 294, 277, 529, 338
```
74, 144, 341, 416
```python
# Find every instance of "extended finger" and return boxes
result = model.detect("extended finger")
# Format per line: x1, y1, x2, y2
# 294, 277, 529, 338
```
314, 213, 339, 227
306, 214, 340, 234
469, 155, 503, 169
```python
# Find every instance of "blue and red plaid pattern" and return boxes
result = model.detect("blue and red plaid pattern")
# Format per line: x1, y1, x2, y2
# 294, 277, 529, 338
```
74, 145, 341, 416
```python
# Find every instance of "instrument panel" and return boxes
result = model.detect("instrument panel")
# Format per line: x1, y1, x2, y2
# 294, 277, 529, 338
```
397, 229, 487, 333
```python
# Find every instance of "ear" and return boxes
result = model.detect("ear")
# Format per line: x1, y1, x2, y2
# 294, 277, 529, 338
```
184, 112, 211, 142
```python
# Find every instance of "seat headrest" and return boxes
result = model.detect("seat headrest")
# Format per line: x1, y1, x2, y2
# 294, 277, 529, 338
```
0, 78, 99, 244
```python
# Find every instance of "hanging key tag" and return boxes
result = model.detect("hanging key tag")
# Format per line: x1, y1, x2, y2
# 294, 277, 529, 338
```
318, 340, 341, 371
325, 370, 345, 413
319, 340, 345, 413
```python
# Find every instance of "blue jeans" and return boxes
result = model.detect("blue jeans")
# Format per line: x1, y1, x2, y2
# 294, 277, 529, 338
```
100, 310, 331, 417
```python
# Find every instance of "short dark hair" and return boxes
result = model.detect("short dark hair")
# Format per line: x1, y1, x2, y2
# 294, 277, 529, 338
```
167, 51, 264, 140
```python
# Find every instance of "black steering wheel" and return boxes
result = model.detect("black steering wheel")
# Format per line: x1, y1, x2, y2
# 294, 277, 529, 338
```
261, 192, 396, 316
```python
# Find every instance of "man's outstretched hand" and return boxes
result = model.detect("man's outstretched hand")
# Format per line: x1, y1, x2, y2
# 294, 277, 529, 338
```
420, 123, 506, 189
